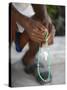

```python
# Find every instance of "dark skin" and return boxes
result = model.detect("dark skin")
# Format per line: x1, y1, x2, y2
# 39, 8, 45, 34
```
32, 4, 55, 45
10, 4, 55, 65
11, 4, 46, 44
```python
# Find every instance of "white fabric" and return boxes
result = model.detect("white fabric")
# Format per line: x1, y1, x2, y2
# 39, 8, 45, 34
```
13, 3, 35, 17
11, 42, 29, 64
13, 3, 35, 33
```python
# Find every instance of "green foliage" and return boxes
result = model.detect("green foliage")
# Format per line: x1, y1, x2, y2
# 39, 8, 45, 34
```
47, 5, 58, 19
47, 5, 65, 36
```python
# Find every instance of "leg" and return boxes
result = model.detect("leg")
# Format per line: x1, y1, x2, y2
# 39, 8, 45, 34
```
19, 31, 39, 65
22, 40, 39, 65
10, 3, 39, 65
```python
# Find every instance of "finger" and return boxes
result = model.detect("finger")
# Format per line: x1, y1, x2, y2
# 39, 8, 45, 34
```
33, 28, 44, 37
37, 22, 48, 32
33, 28, 46, 40
31, 32, 45, 41
31, 35, 45, 43
37, 24, 48, 38
31, 36, 42, 44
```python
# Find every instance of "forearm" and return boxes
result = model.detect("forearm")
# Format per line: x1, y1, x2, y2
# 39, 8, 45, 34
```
32, 4, 48, 22
11, 4, 30, 30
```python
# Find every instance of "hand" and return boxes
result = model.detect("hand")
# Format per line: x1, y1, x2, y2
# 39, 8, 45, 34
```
25, 19, 48, 44
47, 24, 55, 45
31, 14, 56, 45
42, 16, 56, 45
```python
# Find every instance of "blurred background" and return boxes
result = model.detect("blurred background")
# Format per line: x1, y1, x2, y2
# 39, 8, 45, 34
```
47, 5, 65, 36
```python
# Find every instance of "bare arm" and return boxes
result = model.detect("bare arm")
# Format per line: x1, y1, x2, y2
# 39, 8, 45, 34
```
11, 4, 48, 44
32, 4, 49, 23
32, 4, 56, 45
